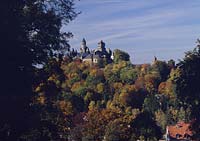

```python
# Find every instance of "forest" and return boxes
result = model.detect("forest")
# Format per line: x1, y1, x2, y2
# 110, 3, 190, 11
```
1, 0, 200, 141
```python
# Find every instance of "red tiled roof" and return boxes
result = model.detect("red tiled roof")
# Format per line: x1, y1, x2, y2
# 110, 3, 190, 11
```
167, 121, 193, 139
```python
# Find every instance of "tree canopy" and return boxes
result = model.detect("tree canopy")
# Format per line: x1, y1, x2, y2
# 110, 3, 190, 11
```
113, 49, 130, 63
1, 1, 200, 140
1, 0, 78, 140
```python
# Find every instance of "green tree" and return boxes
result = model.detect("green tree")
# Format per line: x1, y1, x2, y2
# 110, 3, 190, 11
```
176, 40, 200, 109
113, 49, 130, 63
155, 110, 167, 133
104, 120, 132, 141
175, 40, 200, 138
131, 112, 162, 140
152, 60, 170, 81
1, 0, 78, 140
143, 95, 160, 115
120, 67, 137, 84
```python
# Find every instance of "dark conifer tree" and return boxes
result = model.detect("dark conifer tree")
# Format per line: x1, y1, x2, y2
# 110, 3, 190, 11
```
0, 0, 78, 140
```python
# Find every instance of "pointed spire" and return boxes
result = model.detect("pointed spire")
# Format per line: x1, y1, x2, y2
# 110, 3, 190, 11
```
82, 38, 86, 44
154, 56, 157, 62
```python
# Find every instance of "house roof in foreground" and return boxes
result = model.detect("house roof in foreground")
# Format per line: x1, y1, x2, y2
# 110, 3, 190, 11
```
167, 121, 193, 139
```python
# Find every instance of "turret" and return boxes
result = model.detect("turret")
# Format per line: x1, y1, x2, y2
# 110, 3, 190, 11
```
97, 40, 106, 52
154, 56, 157, 62
82, 38, 86, 43
107, 48, 112, 56
80, 38, 88, 53
152, 56, 158, 65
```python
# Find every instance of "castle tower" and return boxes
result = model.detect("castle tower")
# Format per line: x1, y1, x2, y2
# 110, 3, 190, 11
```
80, 38, 87, 53
97, 40, 106, 52
152, 56, 158, 65
154, 56, 157, 62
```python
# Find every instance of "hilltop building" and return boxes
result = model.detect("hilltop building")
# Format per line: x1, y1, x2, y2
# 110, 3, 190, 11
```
80, 38, 90, 54
74, 38, 112, 65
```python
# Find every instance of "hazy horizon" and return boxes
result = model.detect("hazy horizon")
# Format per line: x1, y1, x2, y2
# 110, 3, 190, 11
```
63, 0, 200, 64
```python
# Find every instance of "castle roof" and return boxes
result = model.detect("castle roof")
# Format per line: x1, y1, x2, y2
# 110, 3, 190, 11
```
83, 54, 101, 59
83, 54, 92, 59
98, 40, 104, 44
82, 38, 86, 43
93, 54, 101, 59
77, 52, 90, 58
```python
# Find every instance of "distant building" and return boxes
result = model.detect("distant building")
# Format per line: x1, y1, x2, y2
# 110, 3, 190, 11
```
82, 54, 101, 64
166, 121, 194, 141
75, 38, 112, 65
151, 56, 158, 65
80, 38, 90, 54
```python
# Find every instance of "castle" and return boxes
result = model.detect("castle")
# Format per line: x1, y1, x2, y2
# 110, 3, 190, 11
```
71, 38, 113, 64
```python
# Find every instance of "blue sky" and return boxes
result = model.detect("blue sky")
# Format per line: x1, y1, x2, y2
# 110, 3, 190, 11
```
62, 0, 200, 64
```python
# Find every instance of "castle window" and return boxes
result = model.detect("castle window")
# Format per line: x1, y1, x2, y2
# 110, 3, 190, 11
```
94, 59, 97, 63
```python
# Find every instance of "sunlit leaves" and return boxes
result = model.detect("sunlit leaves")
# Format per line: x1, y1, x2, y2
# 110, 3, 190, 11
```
113, 49, 130, 63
